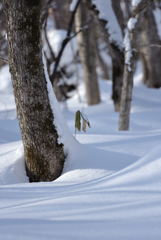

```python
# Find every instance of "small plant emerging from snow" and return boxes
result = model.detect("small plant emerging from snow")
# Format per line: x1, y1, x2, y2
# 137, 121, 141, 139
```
75, 110, 91, 134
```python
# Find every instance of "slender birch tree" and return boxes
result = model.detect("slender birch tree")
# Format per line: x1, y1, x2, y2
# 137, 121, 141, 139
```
119, 0, 149, 131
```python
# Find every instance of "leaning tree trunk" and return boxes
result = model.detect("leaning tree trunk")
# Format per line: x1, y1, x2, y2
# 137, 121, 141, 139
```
75, 0, 101, 105
111, 0, 125, 112
4, 0, 65, 182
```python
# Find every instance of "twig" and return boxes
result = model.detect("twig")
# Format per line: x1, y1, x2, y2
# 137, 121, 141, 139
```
0, 57, 8, 63
43, 17, 56, 62
140, 44, 161, 49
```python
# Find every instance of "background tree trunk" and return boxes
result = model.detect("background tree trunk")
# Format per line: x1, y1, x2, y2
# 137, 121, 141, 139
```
0, 2, 8, 68
111, 45, 124, 112
95, 33, 109, 80
139, 4, 161, 88
51, 0, 71, 30
4, 0, 65, 182
118, 29, 136, 130
86, 0, 125, 111
119, 0, 149, 130
111, 0, 125, 35
75, 0, 101, 105
111, 1, 125, 112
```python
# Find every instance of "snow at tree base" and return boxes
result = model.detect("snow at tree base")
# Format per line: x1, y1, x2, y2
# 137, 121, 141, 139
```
0, 63, 161, 239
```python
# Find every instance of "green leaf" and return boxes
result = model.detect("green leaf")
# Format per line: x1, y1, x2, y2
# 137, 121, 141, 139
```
75, 110, 81, 132
75, 110, 91, 134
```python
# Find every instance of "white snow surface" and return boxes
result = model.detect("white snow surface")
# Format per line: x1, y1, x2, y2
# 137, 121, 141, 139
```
70, 0, 78, 11
127, 17, 137, 31
132, 0, 142, 8
0, 64, 161, 239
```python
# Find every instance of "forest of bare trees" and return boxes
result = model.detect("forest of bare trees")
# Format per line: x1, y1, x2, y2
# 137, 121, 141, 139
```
1, 0, 161, 182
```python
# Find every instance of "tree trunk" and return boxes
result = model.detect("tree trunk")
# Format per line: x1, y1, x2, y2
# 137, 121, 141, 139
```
119, 30, 135, 130
0, 3, 7, 68
95, 37, 109, 80
4, 0, 65, 182
85, 0, 125, 111
119, 0, 149, 130
139, 4, 161, 88
111, 0, 125, 35
75, 0, 101, 105
111, 45, 124, 112
111, 1, 125, 112
121, 0, 131, 22
52, 0, 71, 30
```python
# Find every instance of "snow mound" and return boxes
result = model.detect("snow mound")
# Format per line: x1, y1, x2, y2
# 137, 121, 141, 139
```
106, 146, 161, 190
0, 65, 13, 94
0, 142, 28, 185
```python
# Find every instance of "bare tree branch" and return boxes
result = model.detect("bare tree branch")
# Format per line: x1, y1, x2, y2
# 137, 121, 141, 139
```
0, 57, 8, 63
51, 0, 81, 80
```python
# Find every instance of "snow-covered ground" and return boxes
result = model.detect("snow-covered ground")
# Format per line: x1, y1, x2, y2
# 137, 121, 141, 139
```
0, 65, 161, 239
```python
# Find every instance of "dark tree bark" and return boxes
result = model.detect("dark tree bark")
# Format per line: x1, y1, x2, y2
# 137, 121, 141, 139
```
111, 0, 125, 112
4, 0, 65, 182
111, 44, 124, 112
0, 3, 8, 67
